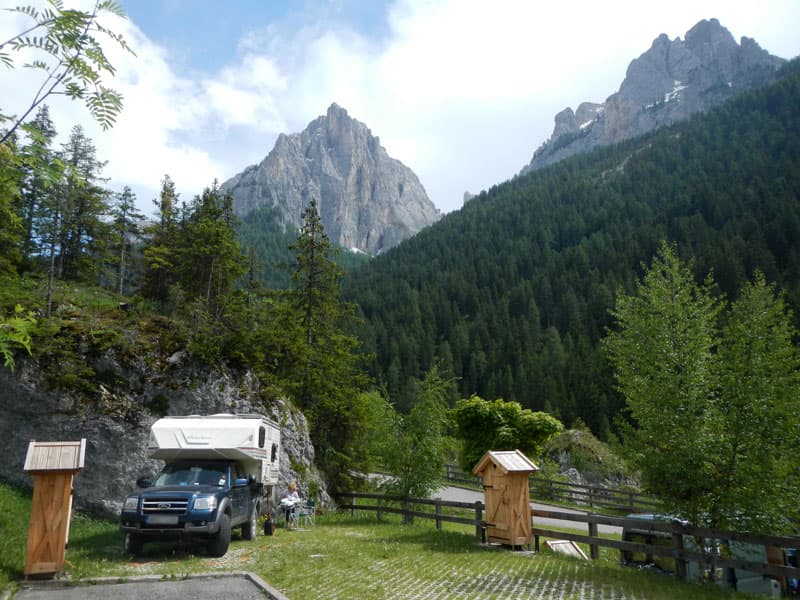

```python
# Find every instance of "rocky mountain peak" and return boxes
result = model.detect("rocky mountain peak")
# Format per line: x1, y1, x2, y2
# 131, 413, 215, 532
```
222, 103, 440, 255
521, 19, 785, 175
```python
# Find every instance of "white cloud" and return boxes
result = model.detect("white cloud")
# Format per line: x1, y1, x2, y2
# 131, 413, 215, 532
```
2, 0, 799, 215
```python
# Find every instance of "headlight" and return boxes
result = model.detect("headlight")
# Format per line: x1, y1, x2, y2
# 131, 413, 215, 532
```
124, 496, 139, 510
194, 495, 217, 510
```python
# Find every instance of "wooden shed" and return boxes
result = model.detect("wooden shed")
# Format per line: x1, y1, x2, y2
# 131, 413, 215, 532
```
23, 439, 86, 577
473, 449, 538, 547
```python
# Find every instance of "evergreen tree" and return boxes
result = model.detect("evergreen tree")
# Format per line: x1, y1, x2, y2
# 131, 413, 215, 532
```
176, 182, 245, 318
110, 186, 144, 295
18, 106, 59, 260
142, 175, 180, 305
57, 125, 109, 281
287, 199, 369, 489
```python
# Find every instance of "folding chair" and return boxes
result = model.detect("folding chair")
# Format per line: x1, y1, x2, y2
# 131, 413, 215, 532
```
296, 499, 316, 528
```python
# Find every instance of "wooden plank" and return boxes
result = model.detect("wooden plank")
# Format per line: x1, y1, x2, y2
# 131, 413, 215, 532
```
546, 539, 588, 560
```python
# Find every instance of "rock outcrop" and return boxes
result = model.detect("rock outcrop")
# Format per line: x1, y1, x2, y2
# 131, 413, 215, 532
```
222, 103, 441, 254
521, 19, 785, 174
0, 355, 323, 518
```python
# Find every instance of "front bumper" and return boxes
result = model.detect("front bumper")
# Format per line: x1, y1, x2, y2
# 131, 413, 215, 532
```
120, 511, 220, 537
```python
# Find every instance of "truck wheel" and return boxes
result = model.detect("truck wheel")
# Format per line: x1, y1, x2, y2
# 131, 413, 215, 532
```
242, 508, 258, 541
207, 513, 231, 557
123, 532, 143, 556
242, 508, 258, 540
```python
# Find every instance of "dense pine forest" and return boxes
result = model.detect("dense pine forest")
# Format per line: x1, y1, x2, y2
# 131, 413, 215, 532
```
343, 60, 800, 436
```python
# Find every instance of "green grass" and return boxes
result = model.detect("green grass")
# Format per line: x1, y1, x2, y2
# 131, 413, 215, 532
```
1, 482, 764, 599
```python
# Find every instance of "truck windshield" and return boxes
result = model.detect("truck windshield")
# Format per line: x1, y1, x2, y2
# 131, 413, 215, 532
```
153, 463, 227, 487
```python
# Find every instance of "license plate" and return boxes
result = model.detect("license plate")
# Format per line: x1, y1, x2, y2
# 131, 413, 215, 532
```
149, 515, 179, 525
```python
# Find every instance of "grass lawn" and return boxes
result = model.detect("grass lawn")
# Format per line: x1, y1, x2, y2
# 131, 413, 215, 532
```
0, 483, 761, 599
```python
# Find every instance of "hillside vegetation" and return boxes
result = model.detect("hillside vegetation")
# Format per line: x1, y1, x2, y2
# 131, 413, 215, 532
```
344, 60, 800, 433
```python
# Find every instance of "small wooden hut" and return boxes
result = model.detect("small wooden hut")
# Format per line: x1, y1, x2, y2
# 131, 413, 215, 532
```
23, 439, 86, 577
473, 449, 538, 547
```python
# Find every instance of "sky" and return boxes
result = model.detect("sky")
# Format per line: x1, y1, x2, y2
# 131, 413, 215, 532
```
1, 1, 799, 217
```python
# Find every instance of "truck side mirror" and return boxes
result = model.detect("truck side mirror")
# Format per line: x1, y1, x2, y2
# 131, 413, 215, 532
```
248, 474, 256, 484
136, 477, 152, 488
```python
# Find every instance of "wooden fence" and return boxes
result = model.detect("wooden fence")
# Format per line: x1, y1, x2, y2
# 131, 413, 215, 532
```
443, 465, 661, 514
532, 508, 800, 584
340, 492, 488, 540
340, 492, 800, 588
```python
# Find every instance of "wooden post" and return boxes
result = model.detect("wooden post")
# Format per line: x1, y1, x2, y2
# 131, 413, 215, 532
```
588, 486, 594, 509
588, 521, 599, 560
474, 501, 484, 542
672, 526, 687, 580
377, 496, 383, 521
435, 498, 442, 530
350, 492, 355, 517
402, 497, 411, 525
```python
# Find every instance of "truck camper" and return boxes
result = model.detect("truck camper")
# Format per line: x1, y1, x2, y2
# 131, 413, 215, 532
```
121, 414, 280, 557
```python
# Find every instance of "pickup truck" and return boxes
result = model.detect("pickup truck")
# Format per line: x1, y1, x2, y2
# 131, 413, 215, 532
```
120, 414, 281, 557
120, 459, 259, 557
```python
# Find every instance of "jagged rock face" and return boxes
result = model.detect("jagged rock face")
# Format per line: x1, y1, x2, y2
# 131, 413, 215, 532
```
521, 19, 785, 174
222, 103, 441, 254
0, 356, 323, 518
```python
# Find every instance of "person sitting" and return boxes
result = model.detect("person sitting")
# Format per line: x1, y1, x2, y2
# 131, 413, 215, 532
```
280, 481, 300, 527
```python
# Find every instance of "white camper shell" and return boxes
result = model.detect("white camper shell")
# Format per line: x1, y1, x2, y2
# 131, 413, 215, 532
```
148, 414, 280, 485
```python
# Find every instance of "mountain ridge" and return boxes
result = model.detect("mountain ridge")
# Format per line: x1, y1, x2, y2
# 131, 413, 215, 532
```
222, 103, 441, 255
520, 18, 785, 175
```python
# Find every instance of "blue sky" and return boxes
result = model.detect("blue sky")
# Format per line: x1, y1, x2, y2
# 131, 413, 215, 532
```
2, 1, 799, 215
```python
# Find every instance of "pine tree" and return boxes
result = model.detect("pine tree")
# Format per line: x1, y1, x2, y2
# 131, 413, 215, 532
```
287, 199, 369, 488
142, 175, 180, 305
110, 186, 144, 294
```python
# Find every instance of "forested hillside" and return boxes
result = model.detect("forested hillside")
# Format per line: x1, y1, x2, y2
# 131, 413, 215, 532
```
344, 60, 800, 436
237, 204, 370, 289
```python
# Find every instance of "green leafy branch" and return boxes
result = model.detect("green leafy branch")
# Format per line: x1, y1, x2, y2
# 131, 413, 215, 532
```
0, 0, 134, 144
0, 305, 36, 372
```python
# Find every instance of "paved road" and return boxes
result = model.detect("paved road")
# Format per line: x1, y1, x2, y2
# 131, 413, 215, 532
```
433, 485, 623, 536
8, 572, 286, 600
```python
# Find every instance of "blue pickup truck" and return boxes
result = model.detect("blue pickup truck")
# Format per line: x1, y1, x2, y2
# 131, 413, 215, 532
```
120, 414, 281, 557
121, 459, 260, 557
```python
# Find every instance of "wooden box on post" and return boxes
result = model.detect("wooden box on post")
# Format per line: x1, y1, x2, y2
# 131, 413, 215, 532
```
23, 439, 86, 578
473, 449, 538, 548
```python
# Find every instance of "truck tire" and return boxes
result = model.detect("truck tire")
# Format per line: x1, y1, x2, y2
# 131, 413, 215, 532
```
123, 532, 143, 556
242, 507, 258, 541
207, 513, 231, 557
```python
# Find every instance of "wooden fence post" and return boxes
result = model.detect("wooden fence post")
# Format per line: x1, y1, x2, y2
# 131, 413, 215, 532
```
377, 496, 383, 521
588, 521, 599, 560
672, 526, 687, 580
435, 498, 442, 530
475, 501, 484, 542
588, 486, 594, 509
403, 497, 411, 525
351, 492, 355, 518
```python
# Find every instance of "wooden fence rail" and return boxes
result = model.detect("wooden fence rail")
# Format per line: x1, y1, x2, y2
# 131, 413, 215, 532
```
339, 492, 488, 540
443, 465, 661, 513
340, 492, 800, 586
